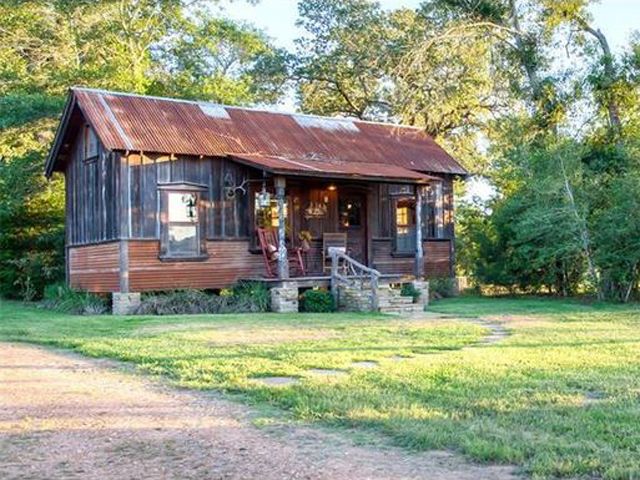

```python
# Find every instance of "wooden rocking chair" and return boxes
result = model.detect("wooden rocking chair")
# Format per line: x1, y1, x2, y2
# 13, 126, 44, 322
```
257, 228, 305, 278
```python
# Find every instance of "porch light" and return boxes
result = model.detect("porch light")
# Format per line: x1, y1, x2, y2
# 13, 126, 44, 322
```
327, 184, 337, 191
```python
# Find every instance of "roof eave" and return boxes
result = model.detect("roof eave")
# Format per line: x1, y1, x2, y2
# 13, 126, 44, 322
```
44, 89, 77, 178
228, 155, 436, 184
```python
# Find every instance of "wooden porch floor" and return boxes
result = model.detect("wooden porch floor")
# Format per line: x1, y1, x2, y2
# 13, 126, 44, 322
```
243, 273, 413, 288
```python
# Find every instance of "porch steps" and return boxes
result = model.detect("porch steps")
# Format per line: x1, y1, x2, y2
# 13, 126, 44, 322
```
337, 284, 425, 315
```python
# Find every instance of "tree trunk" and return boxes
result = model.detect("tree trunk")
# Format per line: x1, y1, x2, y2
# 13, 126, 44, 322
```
558, 155, 601, 299
576, 16, 623, 136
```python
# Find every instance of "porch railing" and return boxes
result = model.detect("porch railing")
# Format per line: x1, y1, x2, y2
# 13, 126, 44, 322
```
329, 247, 381, 311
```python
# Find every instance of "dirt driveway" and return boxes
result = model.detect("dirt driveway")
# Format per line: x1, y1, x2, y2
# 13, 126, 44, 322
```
0, 342, 516, 480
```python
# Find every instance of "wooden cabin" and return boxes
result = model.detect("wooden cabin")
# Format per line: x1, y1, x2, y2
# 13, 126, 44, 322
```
45, 88, 467, 312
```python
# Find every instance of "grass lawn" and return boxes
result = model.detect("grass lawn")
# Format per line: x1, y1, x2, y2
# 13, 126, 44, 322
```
1, 297, 639, 478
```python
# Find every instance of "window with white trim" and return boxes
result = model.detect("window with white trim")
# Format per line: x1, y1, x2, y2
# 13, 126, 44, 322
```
159, 187, 207, 260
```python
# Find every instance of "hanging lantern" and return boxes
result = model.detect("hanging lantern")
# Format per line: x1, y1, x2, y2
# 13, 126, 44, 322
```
257, 182, 271, 208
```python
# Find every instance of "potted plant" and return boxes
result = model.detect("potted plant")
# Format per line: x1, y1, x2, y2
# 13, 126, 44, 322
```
298, 230, 313, 252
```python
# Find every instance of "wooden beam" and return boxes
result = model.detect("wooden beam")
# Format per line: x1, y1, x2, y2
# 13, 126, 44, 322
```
275, 176, 289, 279
414, 185, 424, 279
119, 240, 129, 293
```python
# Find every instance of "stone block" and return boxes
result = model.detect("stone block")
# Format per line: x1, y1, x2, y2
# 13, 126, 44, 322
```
411, 280, 430, 306
270, 282, 299, 313
112, 292, 141, 315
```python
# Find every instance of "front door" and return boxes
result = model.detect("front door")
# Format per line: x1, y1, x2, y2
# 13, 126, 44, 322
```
338, 190, 367, 264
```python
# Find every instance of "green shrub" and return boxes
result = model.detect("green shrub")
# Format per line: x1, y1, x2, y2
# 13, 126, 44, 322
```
400, 283, 421, 303
430, 277, 457, 299
40, 282, 108, 315
300, 289, 335, 312
231, 281, 270, 312
4, 252, 62, 301
136, 285, 270, 315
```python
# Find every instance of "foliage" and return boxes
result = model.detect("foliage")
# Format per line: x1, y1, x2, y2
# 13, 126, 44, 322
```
0, 95, 66, 299
429, 276, 457, 299
152, 15, 288, 104
231, 281, 271, 312
6, 253, 61, 302
2, 297, 640, 478
399, 283, 421, 303
136, 287, 269, 316
299, 288, 335, 312
0, 1, 287, 300
41, 282, 108, 315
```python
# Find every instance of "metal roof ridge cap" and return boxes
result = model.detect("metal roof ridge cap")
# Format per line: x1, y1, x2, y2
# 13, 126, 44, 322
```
96, 93, 134, 150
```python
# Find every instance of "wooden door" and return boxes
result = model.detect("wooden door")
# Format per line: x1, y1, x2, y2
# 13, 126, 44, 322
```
338, 190, 367, 264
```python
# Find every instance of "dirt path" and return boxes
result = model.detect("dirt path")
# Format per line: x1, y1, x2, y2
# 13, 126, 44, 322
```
0, 342, 516, 480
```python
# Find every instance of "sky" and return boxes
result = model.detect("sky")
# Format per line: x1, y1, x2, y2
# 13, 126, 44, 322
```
218, 0, 640, 53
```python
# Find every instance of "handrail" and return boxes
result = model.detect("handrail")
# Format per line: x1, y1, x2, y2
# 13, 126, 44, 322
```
329, 247, 381, 311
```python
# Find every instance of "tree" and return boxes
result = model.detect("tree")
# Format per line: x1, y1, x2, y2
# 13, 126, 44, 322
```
152, 15, 288, 104
294, 0, 393, 120
0, 0, 288, 299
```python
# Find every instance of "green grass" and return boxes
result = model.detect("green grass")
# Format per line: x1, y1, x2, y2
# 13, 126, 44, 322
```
1, 297, 639, 478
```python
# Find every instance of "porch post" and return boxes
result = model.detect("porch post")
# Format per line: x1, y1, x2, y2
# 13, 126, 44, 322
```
414, 184, 425, 279
275, 176, 289, 279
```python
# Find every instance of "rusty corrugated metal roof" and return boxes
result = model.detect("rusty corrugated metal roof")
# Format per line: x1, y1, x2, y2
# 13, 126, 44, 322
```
47, 87, 468, 178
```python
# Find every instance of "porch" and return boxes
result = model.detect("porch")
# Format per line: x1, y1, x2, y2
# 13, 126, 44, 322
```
241, 169, 444, 283
238, 166, 439, 313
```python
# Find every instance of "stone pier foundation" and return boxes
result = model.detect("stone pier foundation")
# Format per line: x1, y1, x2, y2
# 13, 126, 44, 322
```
112, 292, 141, 315
270, 282, 299, 313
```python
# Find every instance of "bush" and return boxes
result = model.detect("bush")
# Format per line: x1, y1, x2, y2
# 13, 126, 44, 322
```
300, 289, 335, 312
430, 277, 457, 299
3, 252, 62, 301
40, 282, 108, 315
400, 283, 421, 303
136, 284, 270, 315
231, 281, 270, 312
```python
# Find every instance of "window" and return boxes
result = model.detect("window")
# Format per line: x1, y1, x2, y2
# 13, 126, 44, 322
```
394, 197, 416, 254
84, 125, 98, 160
159, 187, 206, 260
254, 191, 287, 229
168, 193, 198, 256
426, 183, 444, 238
338, 197, 362, 228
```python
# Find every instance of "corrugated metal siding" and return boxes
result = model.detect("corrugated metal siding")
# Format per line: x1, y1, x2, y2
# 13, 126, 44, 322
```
71, 88, 467, 176
68, 242, 120, 292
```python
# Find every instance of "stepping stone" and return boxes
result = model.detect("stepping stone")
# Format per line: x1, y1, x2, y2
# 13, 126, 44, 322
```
389, 355, 413, 361
351, 361, 378, 368
583, 391, 607, 406
252, 376, 299, 387
308, 368, 348, 377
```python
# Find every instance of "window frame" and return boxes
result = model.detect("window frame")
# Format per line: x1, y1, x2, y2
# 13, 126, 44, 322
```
392, 195, 417, 256
158, 183, 208, 261
426, 182, 445, 239
83, 124, 99, 162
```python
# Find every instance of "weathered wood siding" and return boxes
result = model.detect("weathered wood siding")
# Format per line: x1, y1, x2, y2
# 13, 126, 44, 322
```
371, 239, 452, 278
127, 240, 267, 291
63, 129, 457, 291
125, 153, 251, 240
369, 178, 455, 278
68, 242, 120, 292
65, 130, 118, 245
